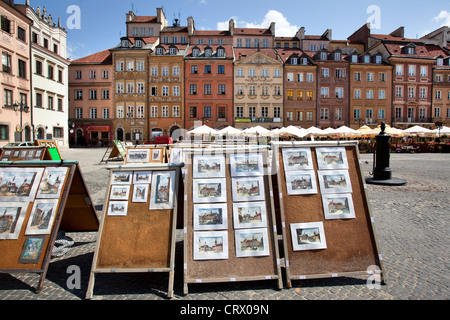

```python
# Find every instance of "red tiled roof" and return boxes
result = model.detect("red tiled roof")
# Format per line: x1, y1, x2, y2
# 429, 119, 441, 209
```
70, 49, 112, 64
193, 30, 231, 36
371, 34, 419, 42
233, 48, 279, 61
385, 43, 448, 59
128, 16, 158, 23
186, 44, 233, 57
234, 28, 273, 36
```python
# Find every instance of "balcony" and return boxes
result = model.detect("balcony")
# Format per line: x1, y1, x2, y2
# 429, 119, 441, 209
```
393, 117, 433, 124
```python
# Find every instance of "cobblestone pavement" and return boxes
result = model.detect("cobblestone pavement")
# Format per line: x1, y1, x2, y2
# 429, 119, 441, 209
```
0, 147, 448, 302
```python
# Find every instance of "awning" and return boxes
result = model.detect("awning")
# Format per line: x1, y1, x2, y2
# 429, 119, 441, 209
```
86, 126, 110, 132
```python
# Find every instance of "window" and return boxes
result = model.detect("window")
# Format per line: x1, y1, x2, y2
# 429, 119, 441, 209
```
151, 86, 157, 96
261, 86, 268, 96
17, 26, 26, 42
47, 65, 54, 79
286, 111, 293, 121
75, 108, 83, 119
136, 62, 144, 71
320, 108, 329, 120
263, 39, 268, 48
378, 109, 385, 120
354, 72, 361, 81
274, 69, 281, 78
53, 127, 64, 138
335, 68, 345, 78
354, 89, 361, 99
395, 86, 403, 98
90, 90, 97, 100
36, 61, 43, 76
150, 66, 157, 76
436, 90, 442, 100
162, 106, 169, 117
291, 57, 298, 65
126, 105, 134, 118
192, 48, 199, 57
75, 90, 83, 100
47, 96, 54, 110
249, 69, 256, 77
151, 106, 158, 118
43, 38, 49, 49
116, 83, 124, 94
3, 89, 12, 107
127, 61, 134, 71
57, 98, 63, 111
249, 86, 256, 95
2, 52, 11, 73
218, 65, 225, 74
261, 107, 269, 118
297, 73, 303, 82
367, 72, 374, 82
321, 87, 329, 98
274, 86, 281, 96
74, 70, 81, 79
366, 109, 373, 121
379, 89, 386, 100
306, 111, 313, 121
162, 66, 169, 76
173, 66, 180, 76
246, 38, 251, 48
409, 65, 416, 77
90, 70, 96, 79
36, 93, 42, 107
420, 66, 427, 77
262, 69, 268, 77
434, 107, 441, 118
204, 65, 211, 74
116, 62, 124, 71
395, 107, 402, 119
162, 86, 169, 96
335, 87, 344, 98
137, 83, 145, 94
366, 89, 374, 99
217, 48, 225, 57
396, 65, 403, 76
274, 107, 281, 118
408, 87, 415, 98
236, 86, 244, 95
335, 108, 343, 120
287, 73, 294, 82
90, 108, 97, 119
236, 106, 244, 117
126, 83, 134, 94
436, 74, 442, 82
287, 90, 294, 100
102, 108, 110, 119
191, 65, 198, 74
379, 72, 386, 82
204, 48, 212, 57
354, 108, 361, 119
18, 59, 26, 78
321, 68, 329, 78
310, 45, 316, 51
116, 105, 124, 118
204, 84, 211, 95
306, 73, 313, 82
190, 106, 197, 118
204, 106, 211, 118
173, 105, 180, 117
173, 86, 180, 96
218, 106, 226, 119
420, 88, 427, 99
306, 90, 314, 101
218, 84, 226, 95
249, 106, 256, 118
419, 108, 426, 119
190, 84, 197, 95
1, 15, 11, 33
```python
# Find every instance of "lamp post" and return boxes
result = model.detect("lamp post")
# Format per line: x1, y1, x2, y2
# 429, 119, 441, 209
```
13, 101, 30, 142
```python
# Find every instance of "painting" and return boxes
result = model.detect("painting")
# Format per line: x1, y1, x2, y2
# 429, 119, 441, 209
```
193, 154, 226, 178
133, 171, 152, 184
109, 185, 130, 201
25, 199, 59, 235
290, 222, 327, 251
285, 171, 318, 195
193, 231, 228, 260
107, 201, 128, 216
0, 202, 28, 240
18, 235, 47, 264
192, 178, 227, 203
126, 148, 150, 164
282, 148, 314, 171
0, 167, 44, 202
318, 170, 352, 194
150, 148, 163, 163
229, 153, 264, 177
316, 147, 349, 170
36, 167, 68, 199
193, 203, 228, 230
235, 228, 270, 257
149, 171, 176, 210
132, 184, 149, 203
231, 176, 265, 202
322, 193, 356, 220
232, 201, 267, 229
169, 148, 184, 164
110, 171, 133, 185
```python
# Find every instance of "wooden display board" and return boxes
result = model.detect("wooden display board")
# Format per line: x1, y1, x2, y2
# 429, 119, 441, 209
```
1, 146, 47, 161
183, 147, 283, 295
272, 141, 385, 287
124, 146, 167, 164
86, 163, 182, 299
100, 140, 126, 163
34, 140, 62, 160
0, 161, 99, 293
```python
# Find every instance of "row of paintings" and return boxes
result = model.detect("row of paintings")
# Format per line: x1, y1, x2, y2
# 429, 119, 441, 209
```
107, 170, 175, 216
1, 148, 45, 162
125, 148, 165, 164
282, 147, 349, 172
192, 153, 265, 178
193, 228, 270, 260
285, 170, 352, 195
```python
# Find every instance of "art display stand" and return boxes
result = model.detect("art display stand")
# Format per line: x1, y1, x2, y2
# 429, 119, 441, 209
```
34, 140, 62, 160
100, 140, 126, 163
0, 161, 99, 293
86, 163, 183, 299
1, 146, 48, 161
272, 141, 386, 287
183, 147, 283, 295
124, 145, 167, 164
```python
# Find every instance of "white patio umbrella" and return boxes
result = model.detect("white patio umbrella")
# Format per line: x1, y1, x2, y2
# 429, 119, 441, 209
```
218, 126, 242, 136
403, 125, 434, 137
242, 125, 272, 136
306, 126, 324, 135
334, 125, 361, 138
432, 126, 450, 136
321, 127, 338, 136
186, 125, 220, 136
282, 126, 308, 138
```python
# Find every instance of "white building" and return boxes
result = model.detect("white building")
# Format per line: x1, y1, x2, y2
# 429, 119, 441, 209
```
16, 1, 70, 146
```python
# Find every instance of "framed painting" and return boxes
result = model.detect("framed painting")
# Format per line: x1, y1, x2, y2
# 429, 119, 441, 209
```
318, 170, 352, 194
193, 154, 226, 178
25, 199, 59, 235
316, 147, 349, 170
231, 176, 265, 202
0, 167, 44, 202
36, 167, 69, 199
0, 202, 29, 240
133, 171, 152, 184
169, 147, 185, 164
193, 203, 228, 230
290, 222, 327, 251
235, 228, 270, 258
150, 148, 163, 163
193, 231, 228, 260
232, 201, 267, 229
229, 153, 264, 177
282, 148, 314, 171
18, 235, 47, 264
149, 171, 176, 210
132, 184, 149, 203
322, 193, 356, 220
107, 201, 128, 216
110, 171, 133, 185
126, 148, 150, 164
109, 185, 130, 201
285, 170, 318, 195
192, 178, 227, 203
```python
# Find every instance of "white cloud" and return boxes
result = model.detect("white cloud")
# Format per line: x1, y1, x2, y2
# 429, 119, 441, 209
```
216, 10, 299, 37
433, 10, 450, 26
67, 41, 87, 60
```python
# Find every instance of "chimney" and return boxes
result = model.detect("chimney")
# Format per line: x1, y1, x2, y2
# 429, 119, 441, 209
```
188, 16, 195, 36
229, 19, 235, 36
270, 22, 275, 35
126, 11, 135, 22
295, 27, 305, 40
390, 27, 405, 38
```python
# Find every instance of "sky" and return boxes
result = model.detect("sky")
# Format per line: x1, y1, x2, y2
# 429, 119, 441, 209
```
26, 0, 450, 60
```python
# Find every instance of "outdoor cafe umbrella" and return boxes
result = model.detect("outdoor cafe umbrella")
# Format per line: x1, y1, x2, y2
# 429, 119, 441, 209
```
186, 125, 220, 136
367, 124, 404, 138
321, 127, 338, 136
242, 125, 272, 136
402, 125, 434, 137
334, 125, 361, 138
357, 125, 373, 137
218, 126, 242, 136
279, 126, 308, 138
432, 125, 450, 137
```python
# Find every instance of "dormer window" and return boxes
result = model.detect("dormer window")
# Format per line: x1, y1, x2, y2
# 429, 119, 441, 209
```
135, 40, 142, 48
156, 47, 163, 55
291, 57, 298, 65
205, 48, 212, 57
437, 58, 444, 66
169, 47, 177, 55
351, 54, 358, 63
375, 55, 382, 64
122, 40, 129, 48
320, 52, 327, 60
301, 58, 308, 65
192, 48, 200, 57
364, 55, 370, 63
334, 52, 341, 61
406, 46, 415, 55
217, 48, 225, 57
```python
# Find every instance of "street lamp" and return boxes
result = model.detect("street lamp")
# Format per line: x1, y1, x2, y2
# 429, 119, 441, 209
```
13, 101, 30, 142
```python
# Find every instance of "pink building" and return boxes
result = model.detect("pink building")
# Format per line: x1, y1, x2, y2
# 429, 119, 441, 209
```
0, 0, 32, 145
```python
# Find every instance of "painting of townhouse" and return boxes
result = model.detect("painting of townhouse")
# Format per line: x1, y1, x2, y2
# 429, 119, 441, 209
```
0, 168, 44, 202
0, 202, 28, 240
193, 231, 228, 260
36, 167, 68, 199
231, 177, 265, 202
229, 153, 264, 177
25, 199, 59, 235
235, 228, 270, 258
232, 201, 267, 229
193, 178, 227, 203
150, 148, 163, 163
126, 148, 150, 164
18, 235, 47, 264
290, 222, 327, 251
193, 203, 228, 230
109, 185, 130, 201
110, 171, 133, 185
133, 171, 152, 184
318, 170, 352, 194
285, 171, 318, 195
193, 154, 226, 178
316, 147, 349, 170
107, 201, 128, 216
322, 194, 356, 220
282, 148, 314, 171
132, 184, 149, 203
149, 171, 176, 210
